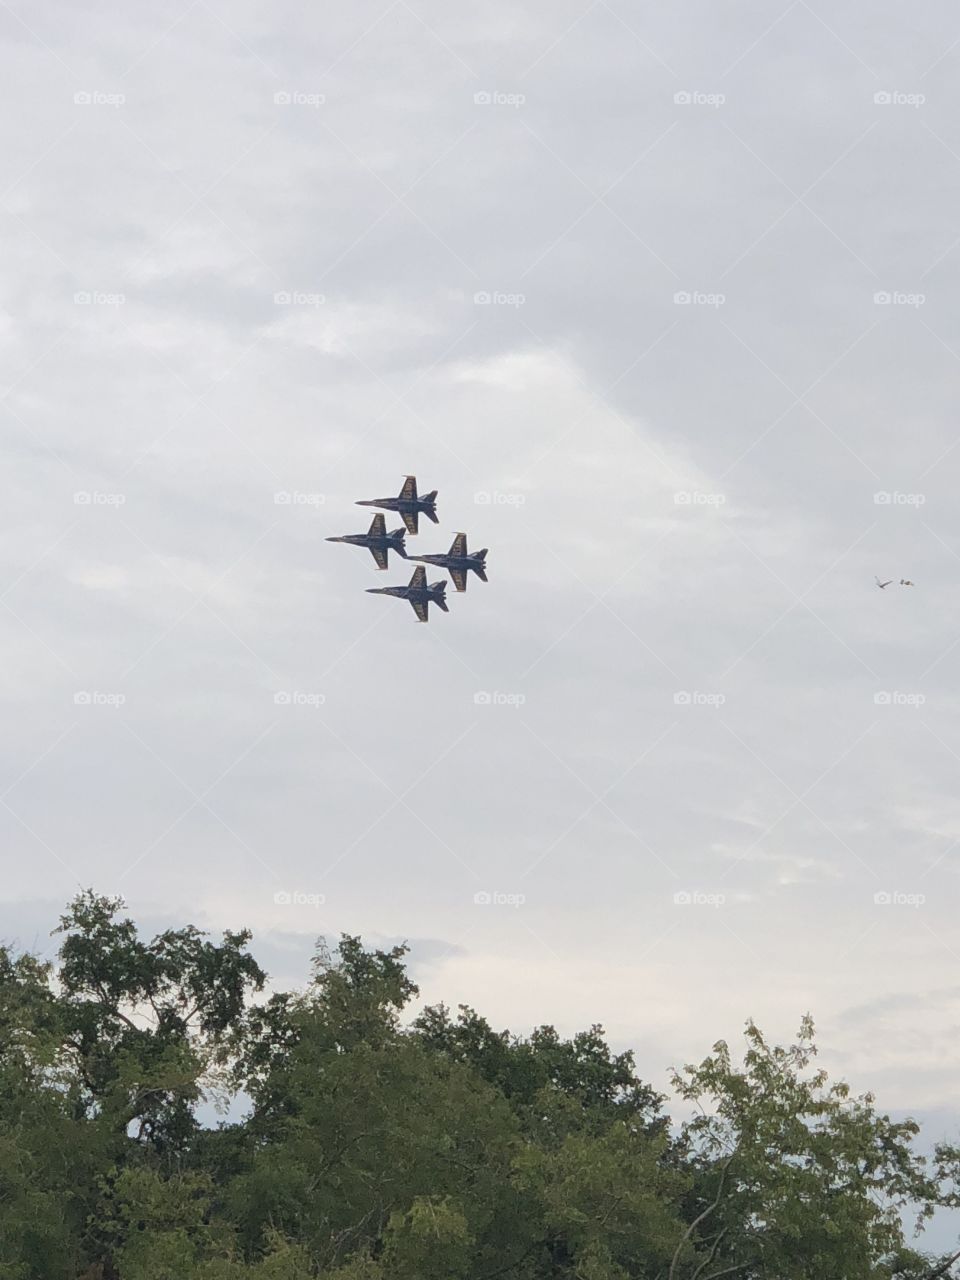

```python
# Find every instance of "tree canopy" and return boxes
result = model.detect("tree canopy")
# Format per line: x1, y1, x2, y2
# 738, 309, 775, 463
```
0, 891, 956, 1279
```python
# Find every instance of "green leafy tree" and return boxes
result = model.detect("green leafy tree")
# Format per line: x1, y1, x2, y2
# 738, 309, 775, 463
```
0, 945, 115, 1279
412, 1003, 665, 1134
2, 897, 959, 1279
229, 937, 527, 1272
668, 1016, 944, 1279
55, 890, 265, 1154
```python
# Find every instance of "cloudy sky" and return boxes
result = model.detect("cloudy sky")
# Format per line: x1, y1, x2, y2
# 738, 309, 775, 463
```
4, 0, 960, 1183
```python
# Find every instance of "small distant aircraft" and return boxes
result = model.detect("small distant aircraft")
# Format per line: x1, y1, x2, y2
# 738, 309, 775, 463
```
875, 576, 893, 589
900, 579, 915, 586
406, 532, 488, 592
356, 475, 438, 536
366, 564, 448, 622
325, 513, 407, 570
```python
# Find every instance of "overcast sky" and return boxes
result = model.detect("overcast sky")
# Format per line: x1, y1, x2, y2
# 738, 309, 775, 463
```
4, 0, 960, 1194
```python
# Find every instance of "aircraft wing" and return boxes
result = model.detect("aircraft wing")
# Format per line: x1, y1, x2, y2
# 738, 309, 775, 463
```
399, 475, 417, 502
410, 597, 429, 622
448, 532, 467, 557
408, 565, 427, 590
367, 513, 386, 537
370, 546, 389, 571
449, 567, 467, 593
401, 508, 419, 536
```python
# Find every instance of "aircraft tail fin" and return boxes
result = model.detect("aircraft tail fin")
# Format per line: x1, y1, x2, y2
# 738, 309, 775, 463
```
430, 581, 449, 612
474, 565, 488, 582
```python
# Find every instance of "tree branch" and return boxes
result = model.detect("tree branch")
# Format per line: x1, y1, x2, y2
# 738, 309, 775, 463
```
691, 1229, 727, 1280
923, 1248, 960, 1280
475, 1239, 545, 1280
669, 1154, 735, 1280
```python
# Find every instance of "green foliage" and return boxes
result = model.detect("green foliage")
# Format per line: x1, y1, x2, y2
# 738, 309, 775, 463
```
0, 894, 956, 1278
381, 1196, 473, 1279
670, 1016, 943, 1278
412, 1003, 665, 1133
55, 890, 265, 1153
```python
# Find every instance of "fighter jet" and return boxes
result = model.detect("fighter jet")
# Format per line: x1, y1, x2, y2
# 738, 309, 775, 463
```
366, 564, 448, 622
406, 531, 488, 592
326, 513, 406, 570
356, 475, 438, 536
900, 579, 915, 586
875, 576, 893, 589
